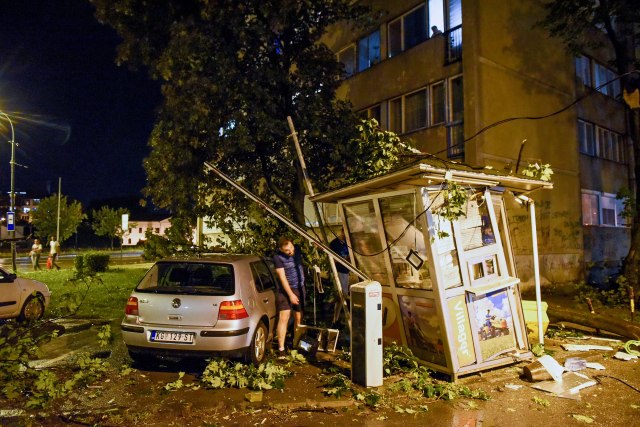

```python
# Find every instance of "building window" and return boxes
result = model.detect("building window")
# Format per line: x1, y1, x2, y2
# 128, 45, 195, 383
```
337, 45, 356, 77
582, 190, 629, 227
594, 63, 621, 98
578, 120, 595, 155
575, 56, 592, 86
357, 30, 380, 72
579, 120, 625, 162
139, 227, 143, 233
405, 89, 427, 132
389, 97, 403, 134
388, 4, 428, 58
575, 55, 621, 99
428, 0, 445, 35
359, 104, 382, 124
431, 81, 446, 125
582, 191, 599, 226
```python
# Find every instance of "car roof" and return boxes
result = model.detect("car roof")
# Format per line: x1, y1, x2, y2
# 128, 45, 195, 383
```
156, 254, 264, 265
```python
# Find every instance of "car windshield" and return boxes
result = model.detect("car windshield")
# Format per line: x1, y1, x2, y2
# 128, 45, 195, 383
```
136, 262, 234, 296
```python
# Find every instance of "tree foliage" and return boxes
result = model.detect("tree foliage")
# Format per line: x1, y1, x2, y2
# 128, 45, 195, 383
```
540, 0, 640, 287
91, 206, 129, 250
31, 194, 86, 243
90, 0, 371, 246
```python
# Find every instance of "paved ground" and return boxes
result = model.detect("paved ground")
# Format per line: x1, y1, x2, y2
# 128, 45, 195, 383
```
1, 315, 639, 426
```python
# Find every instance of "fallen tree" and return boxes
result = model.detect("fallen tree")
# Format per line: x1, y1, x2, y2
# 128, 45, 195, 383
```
547, 304, 640, 340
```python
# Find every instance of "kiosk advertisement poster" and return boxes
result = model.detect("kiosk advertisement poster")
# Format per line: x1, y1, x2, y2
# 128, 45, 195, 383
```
382, 292, 403, 344
398, 295, 446, 366
472, 290, 517, 360
446, 295, 476, 366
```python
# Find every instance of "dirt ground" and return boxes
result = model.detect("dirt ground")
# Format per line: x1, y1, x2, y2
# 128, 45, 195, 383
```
2, 295, 640, 426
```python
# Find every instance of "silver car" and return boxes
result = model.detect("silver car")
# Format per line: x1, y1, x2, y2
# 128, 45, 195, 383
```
0, 267, 51, 322
121, 255, 278, 365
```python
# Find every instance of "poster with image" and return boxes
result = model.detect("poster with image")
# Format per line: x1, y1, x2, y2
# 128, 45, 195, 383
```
472, 289, 516, 361
398, 295, 447, 366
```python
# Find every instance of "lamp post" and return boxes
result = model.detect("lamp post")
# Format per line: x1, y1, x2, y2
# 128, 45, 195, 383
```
0, 111, 17, 272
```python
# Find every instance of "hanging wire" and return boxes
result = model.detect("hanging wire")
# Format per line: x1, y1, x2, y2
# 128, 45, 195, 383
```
434, 70, 640, 156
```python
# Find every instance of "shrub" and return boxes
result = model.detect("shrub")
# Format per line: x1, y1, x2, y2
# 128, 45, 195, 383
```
74, 254, 85, 272
83, 252, 110, 273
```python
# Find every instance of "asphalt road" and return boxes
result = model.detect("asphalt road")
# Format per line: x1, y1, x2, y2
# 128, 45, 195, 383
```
0, 251, 144, 269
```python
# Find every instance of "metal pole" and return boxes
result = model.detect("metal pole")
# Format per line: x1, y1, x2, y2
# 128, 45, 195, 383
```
204, 162, 369, 280
286, 117, 351, 324
56, 177, 61, 242
0, 112, 17, 272
530, 200, 544, 345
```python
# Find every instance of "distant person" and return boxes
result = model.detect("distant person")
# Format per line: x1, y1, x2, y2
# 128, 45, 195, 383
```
431, 25, 442, 36
48, 236, 61, 270
329, 229, 351, 298
29, 238, 43, 270
273, 236, 305, 357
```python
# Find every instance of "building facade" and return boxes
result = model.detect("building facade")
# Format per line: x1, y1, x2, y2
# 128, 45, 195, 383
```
325, 0, 632, 284
122, 216, 172, 246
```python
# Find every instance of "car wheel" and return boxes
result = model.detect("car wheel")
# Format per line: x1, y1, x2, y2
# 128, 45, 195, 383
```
18, 295, 44, 323
245, 321, 268, 366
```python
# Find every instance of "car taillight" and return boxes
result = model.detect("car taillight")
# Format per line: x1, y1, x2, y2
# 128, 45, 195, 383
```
218, 300, 248, 320
125, 296, 139, 316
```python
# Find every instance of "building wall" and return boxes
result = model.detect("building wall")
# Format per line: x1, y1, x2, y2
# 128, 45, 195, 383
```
325, 0, 632, 284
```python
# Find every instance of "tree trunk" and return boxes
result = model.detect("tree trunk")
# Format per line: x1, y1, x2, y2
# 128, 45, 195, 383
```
624, 109, 640, 290
547, 303, 640, 340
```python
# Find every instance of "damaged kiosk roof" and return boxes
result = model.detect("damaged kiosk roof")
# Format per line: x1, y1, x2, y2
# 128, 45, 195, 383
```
310, 159, 553, 203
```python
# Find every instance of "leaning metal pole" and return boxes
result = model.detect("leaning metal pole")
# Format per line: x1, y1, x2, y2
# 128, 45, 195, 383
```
287, 116, 351, 325
203, 162, 370, 281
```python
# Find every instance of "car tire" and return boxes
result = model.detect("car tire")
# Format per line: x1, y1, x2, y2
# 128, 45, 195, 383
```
18, 295, 44, 323
245, 321, 268, 366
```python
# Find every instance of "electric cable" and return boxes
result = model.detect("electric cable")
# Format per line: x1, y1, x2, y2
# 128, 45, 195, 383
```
594, 374, 640, 394
434, 69, 640, 156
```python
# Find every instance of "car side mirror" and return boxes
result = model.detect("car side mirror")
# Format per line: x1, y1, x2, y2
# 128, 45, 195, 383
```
8, 273, 17, 281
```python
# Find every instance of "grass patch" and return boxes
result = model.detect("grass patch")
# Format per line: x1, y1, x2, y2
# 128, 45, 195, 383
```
24, 268, 146, 320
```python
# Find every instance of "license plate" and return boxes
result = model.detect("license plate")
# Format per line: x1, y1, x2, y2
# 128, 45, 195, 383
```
150, 331, 195, 343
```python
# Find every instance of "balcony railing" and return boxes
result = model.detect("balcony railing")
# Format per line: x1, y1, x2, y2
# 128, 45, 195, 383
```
446, 120, 464, 158
445, 25, 462, 64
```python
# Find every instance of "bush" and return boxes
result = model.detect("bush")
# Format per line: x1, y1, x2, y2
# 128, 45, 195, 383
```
74, 254, 85, 272
75, 252, 110, 274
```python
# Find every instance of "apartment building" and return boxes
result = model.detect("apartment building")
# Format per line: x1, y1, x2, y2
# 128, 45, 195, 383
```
325, 0, 632, 284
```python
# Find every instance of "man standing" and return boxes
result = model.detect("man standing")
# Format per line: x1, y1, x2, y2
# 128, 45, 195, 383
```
49, 236, 61, 270
273, 236, 305, 356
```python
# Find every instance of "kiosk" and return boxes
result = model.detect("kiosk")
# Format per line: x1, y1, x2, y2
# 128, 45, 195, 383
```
311, 160, 552, 379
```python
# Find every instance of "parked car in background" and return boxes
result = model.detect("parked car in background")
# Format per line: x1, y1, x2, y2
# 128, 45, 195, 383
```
122, 255, 278, 365
0, 267, 50, 322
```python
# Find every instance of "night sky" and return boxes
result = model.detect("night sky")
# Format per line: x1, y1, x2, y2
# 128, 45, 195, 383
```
0, 0, 161, 206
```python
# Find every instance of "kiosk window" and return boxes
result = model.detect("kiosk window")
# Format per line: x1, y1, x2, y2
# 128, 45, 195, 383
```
344, 200, 388, 285
379, 193, 432, 290
458, 199, 496, 251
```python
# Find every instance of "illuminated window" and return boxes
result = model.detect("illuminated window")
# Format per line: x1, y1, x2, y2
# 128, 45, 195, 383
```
357, 30, 380, 72
388, 4, 428, 58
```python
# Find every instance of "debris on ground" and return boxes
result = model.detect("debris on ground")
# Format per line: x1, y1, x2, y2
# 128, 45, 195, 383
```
613, 351, 638, 361
561, 344, 614, 352
531, 372, 597, 400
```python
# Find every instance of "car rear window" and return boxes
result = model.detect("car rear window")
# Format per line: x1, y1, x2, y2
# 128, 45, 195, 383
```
136, 262, 234, 295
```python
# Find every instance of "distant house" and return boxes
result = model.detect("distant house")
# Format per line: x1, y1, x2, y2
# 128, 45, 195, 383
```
122, 215, 171, 246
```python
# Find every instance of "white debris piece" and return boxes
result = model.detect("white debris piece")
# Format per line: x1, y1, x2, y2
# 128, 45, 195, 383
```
613, 351, 638, 361
561, 344, 613, 352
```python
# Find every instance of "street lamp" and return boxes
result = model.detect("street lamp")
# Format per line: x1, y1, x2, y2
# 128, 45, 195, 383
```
0, 111, 17, 272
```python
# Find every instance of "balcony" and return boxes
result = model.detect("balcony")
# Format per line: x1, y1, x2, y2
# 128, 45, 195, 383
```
445, 25, 462, 64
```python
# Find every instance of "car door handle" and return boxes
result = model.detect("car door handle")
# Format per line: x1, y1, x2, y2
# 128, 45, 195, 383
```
263, 298, 269, 303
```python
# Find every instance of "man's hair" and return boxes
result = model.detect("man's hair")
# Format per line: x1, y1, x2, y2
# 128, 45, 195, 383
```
277, 236, 293, 249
